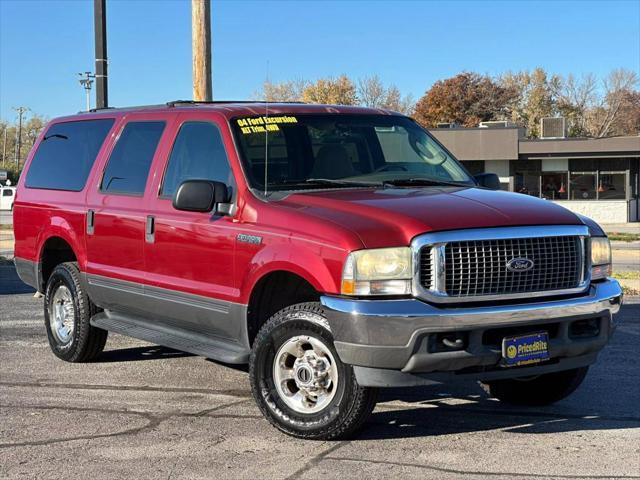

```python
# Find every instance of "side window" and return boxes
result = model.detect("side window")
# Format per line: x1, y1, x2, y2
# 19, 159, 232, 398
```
25, 119, 114, 191
3, 189, 13, 197
101, 121, 165, 195
161, 122, 234, 198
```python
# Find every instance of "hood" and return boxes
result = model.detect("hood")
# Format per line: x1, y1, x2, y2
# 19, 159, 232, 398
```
275, 186, 583, 248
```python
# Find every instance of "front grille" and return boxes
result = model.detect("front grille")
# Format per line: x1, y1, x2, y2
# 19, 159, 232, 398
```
420, 248, 433, 290
419, 235, 582, 298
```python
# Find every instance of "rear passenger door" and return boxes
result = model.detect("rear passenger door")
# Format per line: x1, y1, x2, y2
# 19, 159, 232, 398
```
85, 115, 172, 314
143, 114, 240, 342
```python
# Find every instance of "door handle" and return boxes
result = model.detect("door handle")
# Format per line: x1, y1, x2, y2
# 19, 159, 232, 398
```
145, 215, 155, 244
87, 209, 95, 235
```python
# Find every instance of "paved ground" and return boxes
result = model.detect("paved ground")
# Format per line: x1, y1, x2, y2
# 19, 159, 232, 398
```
1, 265, 639, 479
0, 210, 11, 226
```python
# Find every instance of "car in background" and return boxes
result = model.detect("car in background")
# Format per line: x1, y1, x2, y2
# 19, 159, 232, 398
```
0, 185, 16, 210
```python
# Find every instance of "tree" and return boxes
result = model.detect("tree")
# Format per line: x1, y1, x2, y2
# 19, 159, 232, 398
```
590, 68, 639, 137
608, 89, 640, 136
554, 73, 597, 137
357, 75, 414, 114
500, 68, 560, 137
254, 79, 307, 102
301, 75, 358, 105
0, 113, 48, 180
413, 72, 515, 128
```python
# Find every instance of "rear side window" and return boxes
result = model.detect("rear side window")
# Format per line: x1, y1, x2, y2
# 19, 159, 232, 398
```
25, 119, 114, 191
101, 121, 165, 195
160, 122, 234, 198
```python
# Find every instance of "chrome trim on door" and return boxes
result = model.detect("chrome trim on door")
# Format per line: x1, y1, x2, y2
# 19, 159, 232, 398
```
411, 225, 591, 304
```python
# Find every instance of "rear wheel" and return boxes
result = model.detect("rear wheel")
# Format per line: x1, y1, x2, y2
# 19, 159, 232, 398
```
249, 302, 377, 440
44, 262, 107, 362
481, 367, 589, 406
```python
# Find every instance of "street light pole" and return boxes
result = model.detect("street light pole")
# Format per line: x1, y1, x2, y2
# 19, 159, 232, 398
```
94, 0, 108, 109
78, 72, 95, 111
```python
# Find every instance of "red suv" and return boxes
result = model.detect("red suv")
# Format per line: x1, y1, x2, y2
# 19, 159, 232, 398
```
13, 101, 622, 439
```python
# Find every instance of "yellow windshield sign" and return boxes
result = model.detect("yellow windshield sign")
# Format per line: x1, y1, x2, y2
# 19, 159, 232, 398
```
236, 115, 298, 134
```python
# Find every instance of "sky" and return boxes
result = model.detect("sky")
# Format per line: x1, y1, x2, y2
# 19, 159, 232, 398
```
1, 0, 639, 121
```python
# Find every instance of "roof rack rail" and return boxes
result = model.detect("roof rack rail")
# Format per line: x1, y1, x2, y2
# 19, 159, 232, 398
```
166, 99, 306, 107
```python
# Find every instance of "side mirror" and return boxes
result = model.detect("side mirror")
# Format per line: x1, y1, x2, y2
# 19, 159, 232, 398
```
172, 180, 230, 213
474, 173, 501, 190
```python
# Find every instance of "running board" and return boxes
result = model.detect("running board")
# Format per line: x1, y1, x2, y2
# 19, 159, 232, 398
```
90, 311, 250, 364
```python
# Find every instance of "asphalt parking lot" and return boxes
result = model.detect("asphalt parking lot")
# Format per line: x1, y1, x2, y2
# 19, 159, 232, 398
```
1, 264, 639, 479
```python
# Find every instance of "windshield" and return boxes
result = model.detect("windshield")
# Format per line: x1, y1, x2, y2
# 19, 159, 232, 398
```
231, 114, 474, 192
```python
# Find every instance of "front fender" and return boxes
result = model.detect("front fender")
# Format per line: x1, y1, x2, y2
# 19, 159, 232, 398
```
239, 242, 346, 303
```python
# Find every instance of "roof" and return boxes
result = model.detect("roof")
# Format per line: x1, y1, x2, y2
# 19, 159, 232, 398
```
429, 126, 640, 161
519, 135, 640, 157
52, 101, 402, 123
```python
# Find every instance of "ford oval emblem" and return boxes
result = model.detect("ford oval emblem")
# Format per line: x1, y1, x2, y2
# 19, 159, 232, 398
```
506, 258, 534, 272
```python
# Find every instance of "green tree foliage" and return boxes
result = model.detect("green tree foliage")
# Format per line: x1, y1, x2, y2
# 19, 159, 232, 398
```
413, 72, 516, 128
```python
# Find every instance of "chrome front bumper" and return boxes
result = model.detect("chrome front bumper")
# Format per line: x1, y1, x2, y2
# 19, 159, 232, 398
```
320, 279, 623, 384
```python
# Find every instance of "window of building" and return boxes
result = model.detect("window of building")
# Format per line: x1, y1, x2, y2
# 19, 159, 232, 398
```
101, 121, 165, 195
25, 119, 114, 191
161, 122, 235, 198
598, 172, 626, 200
541, 172, 568, 200
570, 172, 597, 200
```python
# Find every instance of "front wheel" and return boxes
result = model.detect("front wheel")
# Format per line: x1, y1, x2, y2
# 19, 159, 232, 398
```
249, 302, 377, 440
481, 367, 589, 406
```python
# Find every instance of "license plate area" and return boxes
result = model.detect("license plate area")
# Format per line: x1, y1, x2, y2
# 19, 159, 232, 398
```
502, 331, 550, 367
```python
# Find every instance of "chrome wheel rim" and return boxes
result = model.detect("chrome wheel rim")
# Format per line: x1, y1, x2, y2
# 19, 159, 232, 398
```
49, 285, 75, 345
273, 335, 338, 414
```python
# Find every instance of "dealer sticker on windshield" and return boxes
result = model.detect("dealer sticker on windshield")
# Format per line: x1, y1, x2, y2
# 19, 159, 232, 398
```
236, 115, 298, 135
502, 332, 550, 367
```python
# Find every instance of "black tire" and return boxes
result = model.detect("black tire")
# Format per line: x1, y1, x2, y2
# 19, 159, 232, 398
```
249, 302, 378, 440
43, 262, 107, 362
481, 367, 589, 406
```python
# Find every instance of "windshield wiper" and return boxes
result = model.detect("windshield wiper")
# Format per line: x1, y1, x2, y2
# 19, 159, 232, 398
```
382, 178, 470, 188
268, 178, 382, 189
305, 178, 383, 187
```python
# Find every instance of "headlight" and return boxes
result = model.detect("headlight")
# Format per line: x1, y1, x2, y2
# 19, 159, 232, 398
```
341, 247, 412, 295
590, 237, 611, 280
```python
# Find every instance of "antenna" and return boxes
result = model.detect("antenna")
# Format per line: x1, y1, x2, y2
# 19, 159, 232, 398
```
264, 60, 270, 196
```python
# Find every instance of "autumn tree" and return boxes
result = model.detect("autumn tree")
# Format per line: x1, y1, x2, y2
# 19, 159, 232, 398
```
589, 68, 639, 137
554, 73, 597, 137
0, 113, 48, 182
301, 75, 358, 105
500, 68, 560, 137
255, 79, 307, 102
357, 75, 414, 114
413, 72, 515, 128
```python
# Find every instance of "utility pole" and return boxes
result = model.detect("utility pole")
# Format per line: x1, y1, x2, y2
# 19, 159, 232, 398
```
13, 107, 29, 167
192, 0, 212, 101
78, 72, 96, 111
94, 0, 108, 109
2, 125, 7, 167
